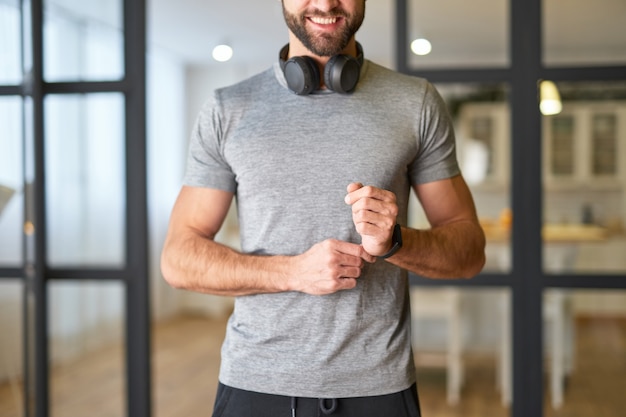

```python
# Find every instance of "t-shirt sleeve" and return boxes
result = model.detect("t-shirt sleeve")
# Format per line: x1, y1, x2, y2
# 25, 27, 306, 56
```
409, 81, 460, 185
183, 93, 238, 193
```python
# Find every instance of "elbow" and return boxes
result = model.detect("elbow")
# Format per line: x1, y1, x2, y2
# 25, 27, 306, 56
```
460, 234, 487, 278
160, 249, 186, 290
461, 251, 486, 279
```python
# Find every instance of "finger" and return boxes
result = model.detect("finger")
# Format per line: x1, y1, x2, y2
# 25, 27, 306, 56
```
332, 240, 375, 263
310, 277, 357, 295
345, 182, 363, 204
346, 182, 363, 193
354, 220, 392, 238
353, 209, 397, 230
336, 278, 358, 291
359, 247, 376, 263
345, 185, 396, 205
351, 197, 396, 217
321, 273, 359, 294
338, 265, 364, 279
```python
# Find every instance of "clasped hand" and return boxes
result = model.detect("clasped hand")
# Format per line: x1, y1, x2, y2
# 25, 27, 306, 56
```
290, 183, 398, 295
344, 182, 399, 257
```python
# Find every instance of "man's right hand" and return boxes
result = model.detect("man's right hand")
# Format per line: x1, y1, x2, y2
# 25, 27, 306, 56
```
162, 187, 378, 297
288, 239, 375, 295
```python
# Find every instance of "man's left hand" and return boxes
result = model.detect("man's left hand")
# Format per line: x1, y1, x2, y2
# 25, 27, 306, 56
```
344, 182, 399, 257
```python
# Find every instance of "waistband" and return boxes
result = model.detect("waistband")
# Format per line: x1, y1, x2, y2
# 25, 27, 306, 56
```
214, 382, 420, 417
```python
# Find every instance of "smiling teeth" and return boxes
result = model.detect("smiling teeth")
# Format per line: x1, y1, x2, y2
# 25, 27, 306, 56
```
311, 17, 337, 25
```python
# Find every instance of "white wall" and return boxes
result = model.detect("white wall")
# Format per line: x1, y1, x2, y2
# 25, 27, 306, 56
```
147, 47, 187, 321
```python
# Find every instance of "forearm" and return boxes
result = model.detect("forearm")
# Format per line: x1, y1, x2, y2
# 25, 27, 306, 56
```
387, 222, 486, 279
161, 230, 374, 297
160, 231, 292, 296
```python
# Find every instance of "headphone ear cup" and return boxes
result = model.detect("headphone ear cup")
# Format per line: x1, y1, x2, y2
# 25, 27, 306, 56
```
283, 56, 320, 95
324, 54, 361, 94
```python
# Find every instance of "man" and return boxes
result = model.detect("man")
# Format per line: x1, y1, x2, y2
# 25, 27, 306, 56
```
161, 0, 486, 416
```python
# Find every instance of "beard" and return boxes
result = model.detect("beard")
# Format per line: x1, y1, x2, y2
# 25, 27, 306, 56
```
282, 2, 365, 57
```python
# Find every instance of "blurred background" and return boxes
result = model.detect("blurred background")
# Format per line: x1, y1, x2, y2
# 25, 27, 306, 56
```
1, 1, 625, 417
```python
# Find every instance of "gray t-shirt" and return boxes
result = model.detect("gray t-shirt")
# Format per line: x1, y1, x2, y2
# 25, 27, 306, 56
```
184, 59, 460, 398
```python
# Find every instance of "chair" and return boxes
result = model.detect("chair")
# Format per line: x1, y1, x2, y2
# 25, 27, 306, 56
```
493, 243, 577, 409
409, 287, 463, 405
497, 289, 575, 408
544, 290, 575, 408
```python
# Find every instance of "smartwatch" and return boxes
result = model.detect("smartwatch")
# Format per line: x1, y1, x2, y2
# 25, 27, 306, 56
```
379, 224, 402, 259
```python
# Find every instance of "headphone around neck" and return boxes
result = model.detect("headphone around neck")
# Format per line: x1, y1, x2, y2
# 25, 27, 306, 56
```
279, 42, 364, 95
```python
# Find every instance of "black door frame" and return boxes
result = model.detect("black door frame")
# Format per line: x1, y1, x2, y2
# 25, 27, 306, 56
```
396, 1, 626, 417
0, 0, 150, 416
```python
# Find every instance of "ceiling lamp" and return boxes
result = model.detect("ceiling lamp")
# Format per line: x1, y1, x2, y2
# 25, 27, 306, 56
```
540, 80, 562, 116
410, 38, 432, 56
212, 44, 233, 62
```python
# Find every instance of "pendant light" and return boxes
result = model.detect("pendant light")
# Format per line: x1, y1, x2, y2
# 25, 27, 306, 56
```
540, 80, 562, 116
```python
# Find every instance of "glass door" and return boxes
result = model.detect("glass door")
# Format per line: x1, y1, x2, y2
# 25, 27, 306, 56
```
0, 1, 149, 416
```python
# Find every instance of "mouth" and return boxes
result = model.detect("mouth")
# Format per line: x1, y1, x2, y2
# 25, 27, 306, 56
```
307, 15, 342, 27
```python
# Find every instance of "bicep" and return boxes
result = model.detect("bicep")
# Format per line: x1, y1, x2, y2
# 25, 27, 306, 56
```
412, 175, 479, 228
167, 185, 234, 240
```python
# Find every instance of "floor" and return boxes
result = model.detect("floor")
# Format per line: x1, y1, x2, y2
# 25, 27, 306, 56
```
0, 315, 624, 417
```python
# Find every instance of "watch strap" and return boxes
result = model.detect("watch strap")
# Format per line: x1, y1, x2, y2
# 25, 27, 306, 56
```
379, 224, 402, 259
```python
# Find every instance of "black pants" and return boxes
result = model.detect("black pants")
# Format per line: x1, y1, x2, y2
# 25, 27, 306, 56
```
211, 383, 422, 417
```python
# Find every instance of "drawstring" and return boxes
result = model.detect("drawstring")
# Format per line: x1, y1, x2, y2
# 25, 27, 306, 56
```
289, 397, 338, 416
291, 397, 297, 417
319, 398, 338, 415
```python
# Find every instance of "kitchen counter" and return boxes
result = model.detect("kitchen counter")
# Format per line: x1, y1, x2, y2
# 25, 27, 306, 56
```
482, 222, 608, 243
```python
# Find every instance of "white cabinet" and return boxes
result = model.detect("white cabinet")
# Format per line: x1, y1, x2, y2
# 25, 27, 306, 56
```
457, 101, 626, 192
456, 102, 510, 189
543, 102, 626, 190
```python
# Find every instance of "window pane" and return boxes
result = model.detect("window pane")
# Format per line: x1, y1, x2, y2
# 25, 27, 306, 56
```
543, 289, 626, 414
21, 0, 33, 75
549, 116, 575, 176
0, 97, 23, 267
542, 81, 626, 274
44, 0, 123, 82
591, 114, 617, 176
410, 287, 511, 415
543, 0, 626, 67
0, 0, 21, 84
407, 0, 509, 69
45, 94, 126, 267
425, 83, 512, 273
49, 280, 125, 417
0, 281, 24, 417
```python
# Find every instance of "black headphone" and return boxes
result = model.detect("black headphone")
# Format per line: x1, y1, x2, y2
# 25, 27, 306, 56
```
279, 43, 364, 95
